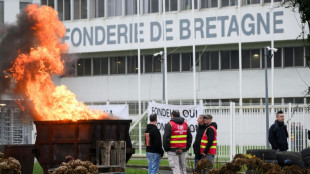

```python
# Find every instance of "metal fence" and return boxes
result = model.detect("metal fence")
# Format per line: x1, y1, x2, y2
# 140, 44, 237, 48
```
0, 106, 33, 145
129, 102, 310, 161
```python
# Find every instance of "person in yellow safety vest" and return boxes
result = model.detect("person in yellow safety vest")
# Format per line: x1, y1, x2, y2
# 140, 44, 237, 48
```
163, 110, 193, 174
200, 114, 217, 165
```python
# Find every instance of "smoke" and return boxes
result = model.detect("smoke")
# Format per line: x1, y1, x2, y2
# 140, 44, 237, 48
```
0, 7, 71, 95
0, 9, 37, 94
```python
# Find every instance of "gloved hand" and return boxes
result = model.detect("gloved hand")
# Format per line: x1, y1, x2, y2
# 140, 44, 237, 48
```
176, 149, 183, 155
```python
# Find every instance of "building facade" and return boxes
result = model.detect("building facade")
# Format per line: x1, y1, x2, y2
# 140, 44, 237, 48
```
1, 0, 310, 115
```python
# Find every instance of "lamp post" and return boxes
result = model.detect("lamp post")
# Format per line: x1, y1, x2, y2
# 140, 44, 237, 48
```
264, 46, 278, 149
154, 51, 165, 103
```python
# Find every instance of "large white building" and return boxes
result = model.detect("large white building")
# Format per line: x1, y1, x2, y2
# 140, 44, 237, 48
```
1, 0, 310, 115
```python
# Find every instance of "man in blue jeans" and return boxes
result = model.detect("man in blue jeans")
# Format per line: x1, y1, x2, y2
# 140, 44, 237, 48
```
145, 114, 164, 174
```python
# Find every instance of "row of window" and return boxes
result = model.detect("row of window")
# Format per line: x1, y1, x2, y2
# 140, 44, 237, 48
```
40, 0, 282, 21
72, 46, 306, 76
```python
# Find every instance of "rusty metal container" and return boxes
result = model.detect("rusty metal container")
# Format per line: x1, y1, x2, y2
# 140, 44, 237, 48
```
0, 144, 35, 174
33, 119, 133, 173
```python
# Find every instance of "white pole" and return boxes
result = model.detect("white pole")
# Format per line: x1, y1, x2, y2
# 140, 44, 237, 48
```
271, 0, 275, 115
163, 0, 168, 104
137, 0, 142, 155
229, 102, 234, 161
288, 103, 292, 151
192, 0, 196, 105
238, 0, 242, 107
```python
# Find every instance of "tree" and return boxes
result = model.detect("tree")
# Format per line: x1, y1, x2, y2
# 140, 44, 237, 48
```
283, 0, 310, 65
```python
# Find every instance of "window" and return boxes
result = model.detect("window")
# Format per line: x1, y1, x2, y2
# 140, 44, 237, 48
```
74, 0, 87, 19
222, 0, 238, 6
221, 50, 239, 70
165, 0, 178, 12
127, 56, 143, 74
145, 55, 153, 73
144, 0, 159, 13
77, 58, 91, 76
110, 57, 125, 74
93, 58, 108, 75
247, 0, 260, 4
145, 55, 161, 73
242, 49, 260, 69
41, 0, 54, 8
201, 51, 219, 70
284, 47, 293, 67
20, 2, 31, 13
262, 48, 282, 68
201, 0, 218, 8
231, 50, 239, 69
284, 46, 306, 67
221, 51, 230, 70
182, 53, 193, 71
57, 0, 71, 20
96, 0, 105, 17
294, 47, 304, 66
126, 0, 137, 15
107, 0, 122, 17
181, 0, 197, 10
0, 1, 4, 25
167, 54, 180, 72
153, 55, 161, 72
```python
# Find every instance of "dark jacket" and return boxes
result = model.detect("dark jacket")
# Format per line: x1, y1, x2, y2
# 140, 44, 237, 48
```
268, 120, 288, 151
163, 117, 193, 152
203, 122, 218, 155
145, 124, 164, 156
193, 124, 207, 156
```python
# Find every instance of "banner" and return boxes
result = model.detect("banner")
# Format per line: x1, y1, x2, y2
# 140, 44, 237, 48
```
89, 104, 129, 119
147, 102, 203, 137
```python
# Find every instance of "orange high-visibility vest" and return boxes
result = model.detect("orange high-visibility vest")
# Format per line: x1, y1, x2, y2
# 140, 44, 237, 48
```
169, 121, 188, 149
200, 125, 217, 154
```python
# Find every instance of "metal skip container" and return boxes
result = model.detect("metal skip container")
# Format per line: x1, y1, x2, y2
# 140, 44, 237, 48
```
33, 119, 134, 173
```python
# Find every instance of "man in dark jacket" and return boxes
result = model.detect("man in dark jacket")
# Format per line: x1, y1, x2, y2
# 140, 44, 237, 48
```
201, 114, 217, 165
193, 114, 207, 167
163, 110, 192, 174
145, 114, 164, 174
268, 110, 288, 151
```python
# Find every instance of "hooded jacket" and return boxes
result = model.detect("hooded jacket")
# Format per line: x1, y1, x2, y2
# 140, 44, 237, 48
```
193, 124, 207, 155
163, 117, 193, 152
203, 122, 218, 155
145, 124, 164, 156
268, 120, 288, 151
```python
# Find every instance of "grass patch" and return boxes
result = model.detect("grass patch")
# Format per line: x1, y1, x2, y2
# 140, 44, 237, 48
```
126, 168, 149, 174
127, 159, 169, 166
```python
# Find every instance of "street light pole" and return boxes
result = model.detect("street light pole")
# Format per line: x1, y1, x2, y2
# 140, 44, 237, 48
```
264, 46, 278, 149
161, 53, 165, 104
264, 47, 270, 150
154, 51, 165, 104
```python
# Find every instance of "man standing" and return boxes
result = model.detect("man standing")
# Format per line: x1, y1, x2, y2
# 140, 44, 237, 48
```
268, 110, 288, 151
200, 114, 217, 165
145, 114, 164, 174
193, 115, 207, 167
163, 110, 192, 174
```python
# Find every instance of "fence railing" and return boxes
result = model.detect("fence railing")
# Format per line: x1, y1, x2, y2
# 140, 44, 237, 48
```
129, 102, 310, 161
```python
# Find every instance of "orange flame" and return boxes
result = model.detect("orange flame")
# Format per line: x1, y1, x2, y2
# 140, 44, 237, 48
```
8, 4, 108, 121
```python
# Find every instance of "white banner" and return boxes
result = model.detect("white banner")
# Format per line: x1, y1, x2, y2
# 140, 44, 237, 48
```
147, 102, 203, 137
89, 104, 129, 119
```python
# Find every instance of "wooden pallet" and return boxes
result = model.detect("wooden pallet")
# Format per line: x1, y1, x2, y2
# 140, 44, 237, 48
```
96, 141, 126, 173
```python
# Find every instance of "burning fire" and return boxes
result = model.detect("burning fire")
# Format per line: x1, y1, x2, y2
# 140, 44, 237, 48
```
7, 4, 108, 121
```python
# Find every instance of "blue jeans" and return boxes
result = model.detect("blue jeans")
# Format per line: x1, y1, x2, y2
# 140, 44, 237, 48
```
146, 152, 161, 174
194, 154, 202, 170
